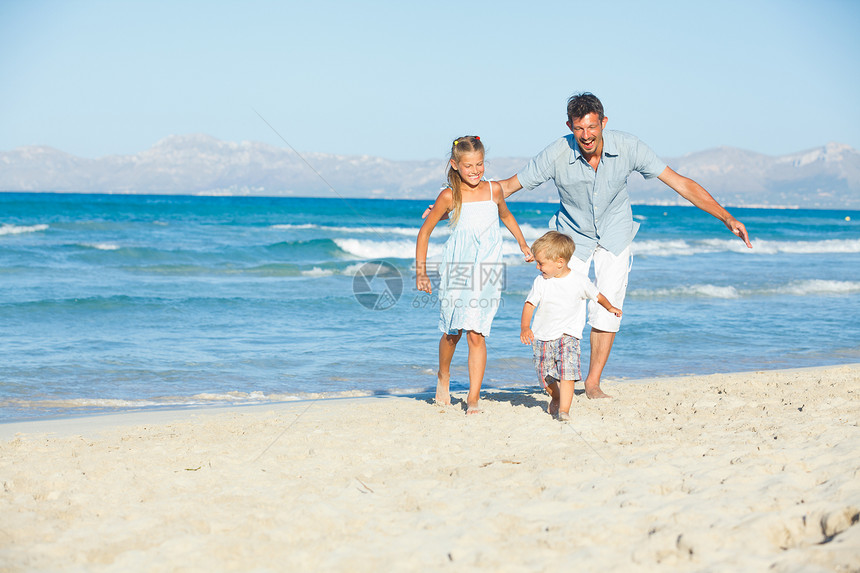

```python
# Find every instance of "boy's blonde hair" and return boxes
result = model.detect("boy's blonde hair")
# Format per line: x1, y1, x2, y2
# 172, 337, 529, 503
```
531, 231, 575, 262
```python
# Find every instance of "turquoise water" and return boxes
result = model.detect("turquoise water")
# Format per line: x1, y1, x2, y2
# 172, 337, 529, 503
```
1, 192, 858, 421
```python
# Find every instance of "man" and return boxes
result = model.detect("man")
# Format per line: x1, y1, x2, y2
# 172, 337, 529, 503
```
498, 92, 752, 399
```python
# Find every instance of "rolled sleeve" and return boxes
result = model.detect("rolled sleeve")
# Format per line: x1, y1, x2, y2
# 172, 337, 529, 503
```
632, 138, 667, 180
517, 138, 570, 191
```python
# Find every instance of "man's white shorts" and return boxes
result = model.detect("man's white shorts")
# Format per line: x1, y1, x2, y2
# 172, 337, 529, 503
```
567, 245, 631, 333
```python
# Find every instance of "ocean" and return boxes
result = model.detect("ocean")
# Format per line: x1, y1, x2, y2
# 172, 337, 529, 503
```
1, 192, 858, 421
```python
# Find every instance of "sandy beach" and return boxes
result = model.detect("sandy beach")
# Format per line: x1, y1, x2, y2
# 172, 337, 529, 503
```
1, 365, 858, 572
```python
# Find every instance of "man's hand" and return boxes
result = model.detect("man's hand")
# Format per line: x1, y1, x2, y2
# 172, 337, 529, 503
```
725, 216, 752, 248
422, 204, 449, 220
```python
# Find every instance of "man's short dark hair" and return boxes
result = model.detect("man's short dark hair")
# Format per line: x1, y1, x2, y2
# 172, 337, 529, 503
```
567, 92, 604, 122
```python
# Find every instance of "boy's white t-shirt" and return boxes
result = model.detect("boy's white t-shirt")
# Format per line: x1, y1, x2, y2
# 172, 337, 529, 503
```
526, 269, 600, 341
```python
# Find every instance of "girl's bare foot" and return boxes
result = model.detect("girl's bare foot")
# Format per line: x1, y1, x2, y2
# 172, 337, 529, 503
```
466, 404, 482, 415
435, 372, 453, 406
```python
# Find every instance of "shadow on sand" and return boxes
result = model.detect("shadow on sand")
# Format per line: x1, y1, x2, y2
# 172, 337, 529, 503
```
368, 381, 588, 414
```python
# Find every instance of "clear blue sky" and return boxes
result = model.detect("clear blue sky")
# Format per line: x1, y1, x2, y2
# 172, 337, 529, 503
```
1, 0, 858, 161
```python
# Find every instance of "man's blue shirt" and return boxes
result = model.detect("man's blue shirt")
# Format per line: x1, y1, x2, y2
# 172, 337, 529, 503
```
518, 130, 667, 261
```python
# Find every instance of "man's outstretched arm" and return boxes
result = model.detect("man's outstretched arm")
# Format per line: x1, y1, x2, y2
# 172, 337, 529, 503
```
658, 167, 752, 248
498, 174, 524, 199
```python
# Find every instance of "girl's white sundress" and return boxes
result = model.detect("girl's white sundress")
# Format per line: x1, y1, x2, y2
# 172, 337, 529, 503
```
438, 181, 503, 336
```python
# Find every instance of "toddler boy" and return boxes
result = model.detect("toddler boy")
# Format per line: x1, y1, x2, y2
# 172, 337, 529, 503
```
520, 231, 622, 421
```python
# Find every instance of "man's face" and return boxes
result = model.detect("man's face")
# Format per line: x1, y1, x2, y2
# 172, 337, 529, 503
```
566, 112, 608, 156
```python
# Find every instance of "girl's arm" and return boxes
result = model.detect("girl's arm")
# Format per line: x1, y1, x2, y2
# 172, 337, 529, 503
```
596, 293, 622, 317
415, 188, 454, 293
494, 182, 533, 262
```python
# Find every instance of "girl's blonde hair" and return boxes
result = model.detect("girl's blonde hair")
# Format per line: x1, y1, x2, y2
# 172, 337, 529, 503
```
446, 135, 484, 227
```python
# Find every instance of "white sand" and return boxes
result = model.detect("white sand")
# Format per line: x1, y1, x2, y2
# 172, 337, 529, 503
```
1, 365, 858, 572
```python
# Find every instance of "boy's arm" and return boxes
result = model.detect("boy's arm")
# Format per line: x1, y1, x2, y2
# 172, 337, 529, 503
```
520, 302, 536, 344
596, 293, 622, 317
495, 183, 533, 261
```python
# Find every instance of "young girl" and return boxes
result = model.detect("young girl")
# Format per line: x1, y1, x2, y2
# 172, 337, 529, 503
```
416, 136, 533, 414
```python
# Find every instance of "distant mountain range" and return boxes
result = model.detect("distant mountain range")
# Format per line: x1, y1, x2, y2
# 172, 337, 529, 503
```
2, 134, 859, 209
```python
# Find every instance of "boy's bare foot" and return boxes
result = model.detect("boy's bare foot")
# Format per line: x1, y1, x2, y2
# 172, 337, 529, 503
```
544, 378, 561, 415
435, 372, 453, 406
558, 412, 571, 423
585, 383, 612, 399
466, 403, 482, 415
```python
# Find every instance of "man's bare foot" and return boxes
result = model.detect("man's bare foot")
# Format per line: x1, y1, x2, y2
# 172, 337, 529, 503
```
435, 372, 453, 406
585, 384, 612, 399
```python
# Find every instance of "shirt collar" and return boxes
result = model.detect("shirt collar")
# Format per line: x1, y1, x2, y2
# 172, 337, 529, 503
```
602, 130, 618, 156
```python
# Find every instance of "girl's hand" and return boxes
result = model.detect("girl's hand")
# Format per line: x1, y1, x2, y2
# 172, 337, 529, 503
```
521, 244, 534, 262
416, 273, 433, 294
607, 306, 622, 318
520, 327, 534, 344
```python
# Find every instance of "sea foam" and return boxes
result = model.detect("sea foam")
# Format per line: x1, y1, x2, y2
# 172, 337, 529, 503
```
0, 223, 48, 236
84, 243, 121, 251
631, 284, 741, 299
632, 237, 860, 256
775, 279, 860, 296
273, 223, 428, 237
334, 238, 443, 260
631, 280, 860, 299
